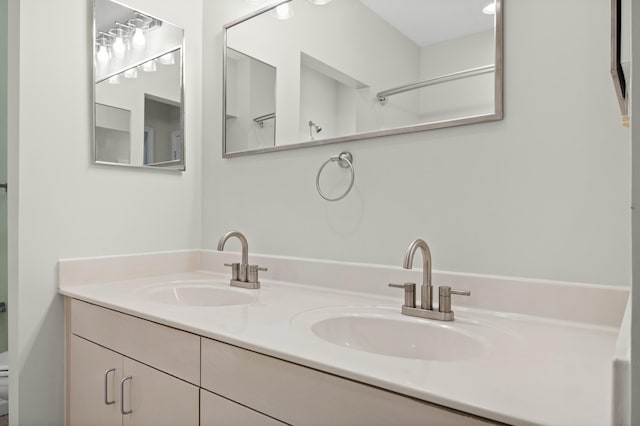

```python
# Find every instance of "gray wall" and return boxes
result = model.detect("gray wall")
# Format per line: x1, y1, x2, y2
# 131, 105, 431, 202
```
8, 0, 202, 424
203, 0, 631, 287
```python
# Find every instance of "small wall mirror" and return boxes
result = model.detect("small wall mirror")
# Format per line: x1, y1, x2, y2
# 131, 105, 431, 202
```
223, 0, 503, 157
93, 0, 185, 170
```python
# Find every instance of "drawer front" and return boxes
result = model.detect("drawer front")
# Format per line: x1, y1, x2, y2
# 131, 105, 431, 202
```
70, 299, 200, 385
201, 338, 499, 426
201, 389, 286, 426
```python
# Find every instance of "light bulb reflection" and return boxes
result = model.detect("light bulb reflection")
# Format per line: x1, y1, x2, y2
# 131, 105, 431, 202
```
96, 45, 109, 63
142, 59, 157, 72
273, 3, 294, 19
124, 67, 138, 79
159, 52, 175, 65
482, 2, 496, 14
112, 36, 126, 57
132, 28, 146, 49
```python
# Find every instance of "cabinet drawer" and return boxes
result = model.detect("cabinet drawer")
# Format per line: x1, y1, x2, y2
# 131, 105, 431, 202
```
201, 338, 498, 426
70, 299, 200, 385
201, 389, 285, 426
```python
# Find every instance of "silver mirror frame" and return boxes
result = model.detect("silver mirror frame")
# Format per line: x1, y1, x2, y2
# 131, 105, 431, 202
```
92, 0, 186, 171
222, 0, 503, 158
610, 0, 627, 117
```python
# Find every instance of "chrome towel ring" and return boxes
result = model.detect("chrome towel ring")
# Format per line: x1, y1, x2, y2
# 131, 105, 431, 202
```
316, 152, 355, 202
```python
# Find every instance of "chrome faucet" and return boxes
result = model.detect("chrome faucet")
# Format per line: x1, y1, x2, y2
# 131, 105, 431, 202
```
403, 239, 433, 310
217, 230, 267, 289
389, 239, 470, 321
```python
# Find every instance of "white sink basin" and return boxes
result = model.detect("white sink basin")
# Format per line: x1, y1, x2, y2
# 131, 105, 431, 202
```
311, 316, 488, 361
140, 282, 254, 307
291, 306, 518, 361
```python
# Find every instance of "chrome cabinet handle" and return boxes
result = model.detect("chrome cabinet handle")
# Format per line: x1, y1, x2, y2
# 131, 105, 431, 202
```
120, 376, 133, 415
104, 368, 116, 405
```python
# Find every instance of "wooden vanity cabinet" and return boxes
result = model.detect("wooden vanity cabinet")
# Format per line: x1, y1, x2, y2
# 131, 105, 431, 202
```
67, 300, 200, 426
67, 298, 500, 426
69, 335, 199, 426
200, 389, 286, 426
200, 337, 500, 426
69, 335, 122, 426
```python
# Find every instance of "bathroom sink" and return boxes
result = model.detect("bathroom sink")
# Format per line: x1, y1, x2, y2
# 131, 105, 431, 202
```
311, 315, 488, 361
140, 282, 255, 307
289, 306, 515, 362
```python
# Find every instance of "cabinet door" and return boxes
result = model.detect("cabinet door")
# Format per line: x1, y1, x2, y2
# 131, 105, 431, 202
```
69, 335, 122, 426
200, 389, 285, 426
122, 357, 199, 426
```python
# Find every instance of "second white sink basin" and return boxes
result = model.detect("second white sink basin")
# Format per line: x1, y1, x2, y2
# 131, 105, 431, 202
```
290, 306, 519, 362
311, 315, 488, 361
140, 281, 255, 307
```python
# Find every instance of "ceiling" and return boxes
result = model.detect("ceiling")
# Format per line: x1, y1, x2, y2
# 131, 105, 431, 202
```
359, 0, 495, 47
95, 0, 138, 34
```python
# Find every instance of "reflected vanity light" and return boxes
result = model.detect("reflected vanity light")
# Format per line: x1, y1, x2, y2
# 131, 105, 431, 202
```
96, 44, 109, 63
142, 59, 157, 72
95, 12, 156, 64
123, 67, 138, 79
272, 3, 294, 19
112, 34, 126, 57
482, 2, 496, 15
159, 51, 175, 65
132, 27, 146, 49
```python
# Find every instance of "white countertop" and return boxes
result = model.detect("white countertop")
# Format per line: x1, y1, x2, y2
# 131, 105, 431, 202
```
58, 250, 628, 426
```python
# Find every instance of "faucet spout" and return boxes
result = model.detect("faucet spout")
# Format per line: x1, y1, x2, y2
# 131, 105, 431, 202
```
217, 230, 249, 264
403, 239, 432, 310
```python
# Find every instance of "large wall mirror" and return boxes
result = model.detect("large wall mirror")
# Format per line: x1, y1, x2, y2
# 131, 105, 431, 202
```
93, 0, 185, 170
223, 0, 503, 157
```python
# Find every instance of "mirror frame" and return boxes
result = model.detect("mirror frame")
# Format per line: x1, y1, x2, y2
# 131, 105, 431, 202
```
92, 0, 186, 171
610, 0, 627, 117
222, 0, 503, 158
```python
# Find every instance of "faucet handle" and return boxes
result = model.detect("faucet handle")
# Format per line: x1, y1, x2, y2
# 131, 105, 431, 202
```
438, 286, 470, 313
247, 265, 268, 284
388, 283, 416, 308
224, 262, 240, 281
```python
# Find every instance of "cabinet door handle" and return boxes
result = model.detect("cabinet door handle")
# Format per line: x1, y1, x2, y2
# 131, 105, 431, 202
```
104, 368, 116, 405
120, 376, 133, 415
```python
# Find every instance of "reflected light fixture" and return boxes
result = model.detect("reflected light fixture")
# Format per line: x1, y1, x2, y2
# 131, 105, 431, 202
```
308, 0, 332, 4
124, 67, 138, 79
142, 59, 157, 72
95, 12, 156, 64
272, 3, 294, 19
132, 27, 146, 49
112, 32, 126, 57
96, 44, 109, 63
482, 2, 496, 15
108, 74, 121, 84
159, 51, 175, 65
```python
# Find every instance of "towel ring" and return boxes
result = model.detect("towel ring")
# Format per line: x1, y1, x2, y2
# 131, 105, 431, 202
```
316, 152, 355, 202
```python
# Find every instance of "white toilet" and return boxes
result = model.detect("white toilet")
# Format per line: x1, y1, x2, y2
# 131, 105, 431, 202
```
0, 351, 9, 416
